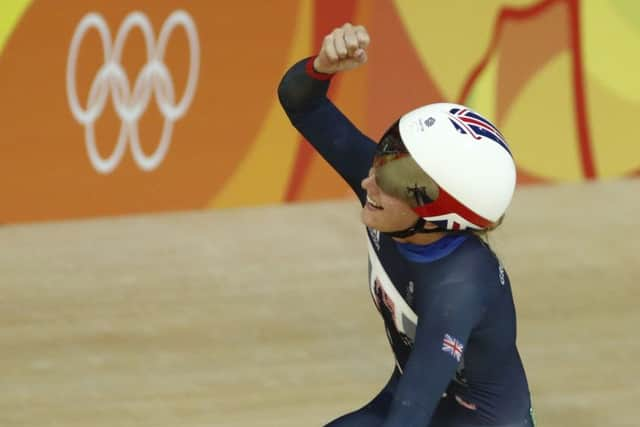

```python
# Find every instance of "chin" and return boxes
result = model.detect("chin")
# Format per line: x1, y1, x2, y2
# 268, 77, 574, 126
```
361, 213, 388, 232
361, 209, 378, 229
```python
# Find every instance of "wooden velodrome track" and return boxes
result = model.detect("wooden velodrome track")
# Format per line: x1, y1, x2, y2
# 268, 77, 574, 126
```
1, 179, 638, 427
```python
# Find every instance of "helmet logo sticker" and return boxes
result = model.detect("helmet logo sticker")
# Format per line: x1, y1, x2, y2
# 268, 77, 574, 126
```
414, 116, 436, 132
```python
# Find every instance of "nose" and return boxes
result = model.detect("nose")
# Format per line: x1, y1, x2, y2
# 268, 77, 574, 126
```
361, 169, 378, 192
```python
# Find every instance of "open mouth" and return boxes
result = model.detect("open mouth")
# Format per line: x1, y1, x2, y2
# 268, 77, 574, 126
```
366, 196, 383, 210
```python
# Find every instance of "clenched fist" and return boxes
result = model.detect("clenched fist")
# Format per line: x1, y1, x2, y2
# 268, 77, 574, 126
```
313, 23, 370, 74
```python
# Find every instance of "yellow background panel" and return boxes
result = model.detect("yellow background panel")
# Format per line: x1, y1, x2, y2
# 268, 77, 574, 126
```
585, 77, 640, 177
501, 52, 582, 181
393, 0, 536, 101
465, 54, 499, 123
582, 0, 640, 176
0, 0, 31, 55
582, 0, 640, 103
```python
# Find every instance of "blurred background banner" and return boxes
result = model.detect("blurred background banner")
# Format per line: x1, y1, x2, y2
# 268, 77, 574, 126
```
1, 0, 638, 223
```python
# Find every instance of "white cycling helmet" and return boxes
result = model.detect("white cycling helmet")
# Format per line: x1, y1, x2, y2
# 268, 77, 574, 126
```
374, 103, 516, 235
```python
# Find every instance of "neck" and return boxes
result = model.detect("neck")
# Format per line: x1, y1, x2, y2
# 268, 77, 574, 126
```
392, 230, 448, 245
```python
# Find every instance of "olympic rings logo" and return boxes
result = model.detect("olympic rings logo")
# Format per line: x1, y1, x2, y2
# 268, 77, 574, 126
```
66, 11, 200, 174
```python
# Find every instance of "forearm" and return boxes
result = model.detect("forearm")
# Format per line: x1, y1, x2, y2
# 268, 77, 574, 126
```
381, 355, 455, 427
277, 57, 376, 198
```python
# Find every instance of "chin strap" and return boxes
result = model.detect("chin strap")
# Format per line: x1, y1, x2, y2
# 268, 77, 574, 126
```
380, 218, 448, 238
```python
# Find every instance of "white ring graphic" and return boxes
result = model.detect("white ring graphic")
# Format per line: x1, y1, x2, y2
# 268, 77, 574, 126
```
66, 10, 200, 174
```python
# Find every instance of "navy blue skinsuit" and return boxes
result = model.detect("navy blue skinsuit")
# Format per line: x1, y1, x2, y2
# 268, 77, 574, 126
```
278, 58, 534, 427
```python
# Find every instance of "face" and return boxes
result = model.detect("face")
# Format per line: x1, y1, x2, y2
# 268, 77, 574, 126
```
361, 168, 420, 232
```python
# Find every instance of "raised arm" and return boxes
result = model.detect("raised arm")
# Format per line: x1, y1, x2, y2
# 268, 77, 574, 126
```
277, 23, 376, 202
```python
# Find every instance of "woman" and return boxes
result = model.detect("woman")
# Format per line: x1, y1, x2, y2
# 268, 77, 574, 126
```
278, 23, 535, 427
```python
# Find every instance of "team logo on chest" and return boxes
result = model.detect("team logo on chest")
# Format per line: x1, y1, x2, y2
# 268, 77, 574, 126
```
367, 226, 381, 250
367, 238, 417, 342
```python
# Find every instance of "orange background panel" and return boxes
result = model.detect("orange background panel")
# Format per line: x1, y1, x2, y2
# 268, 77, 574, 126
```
0, 0, 300, 222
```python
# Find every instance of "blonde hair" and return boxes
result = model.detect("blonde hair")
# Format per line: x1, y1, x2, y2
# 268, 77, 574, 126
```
471, 215, 505, 244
